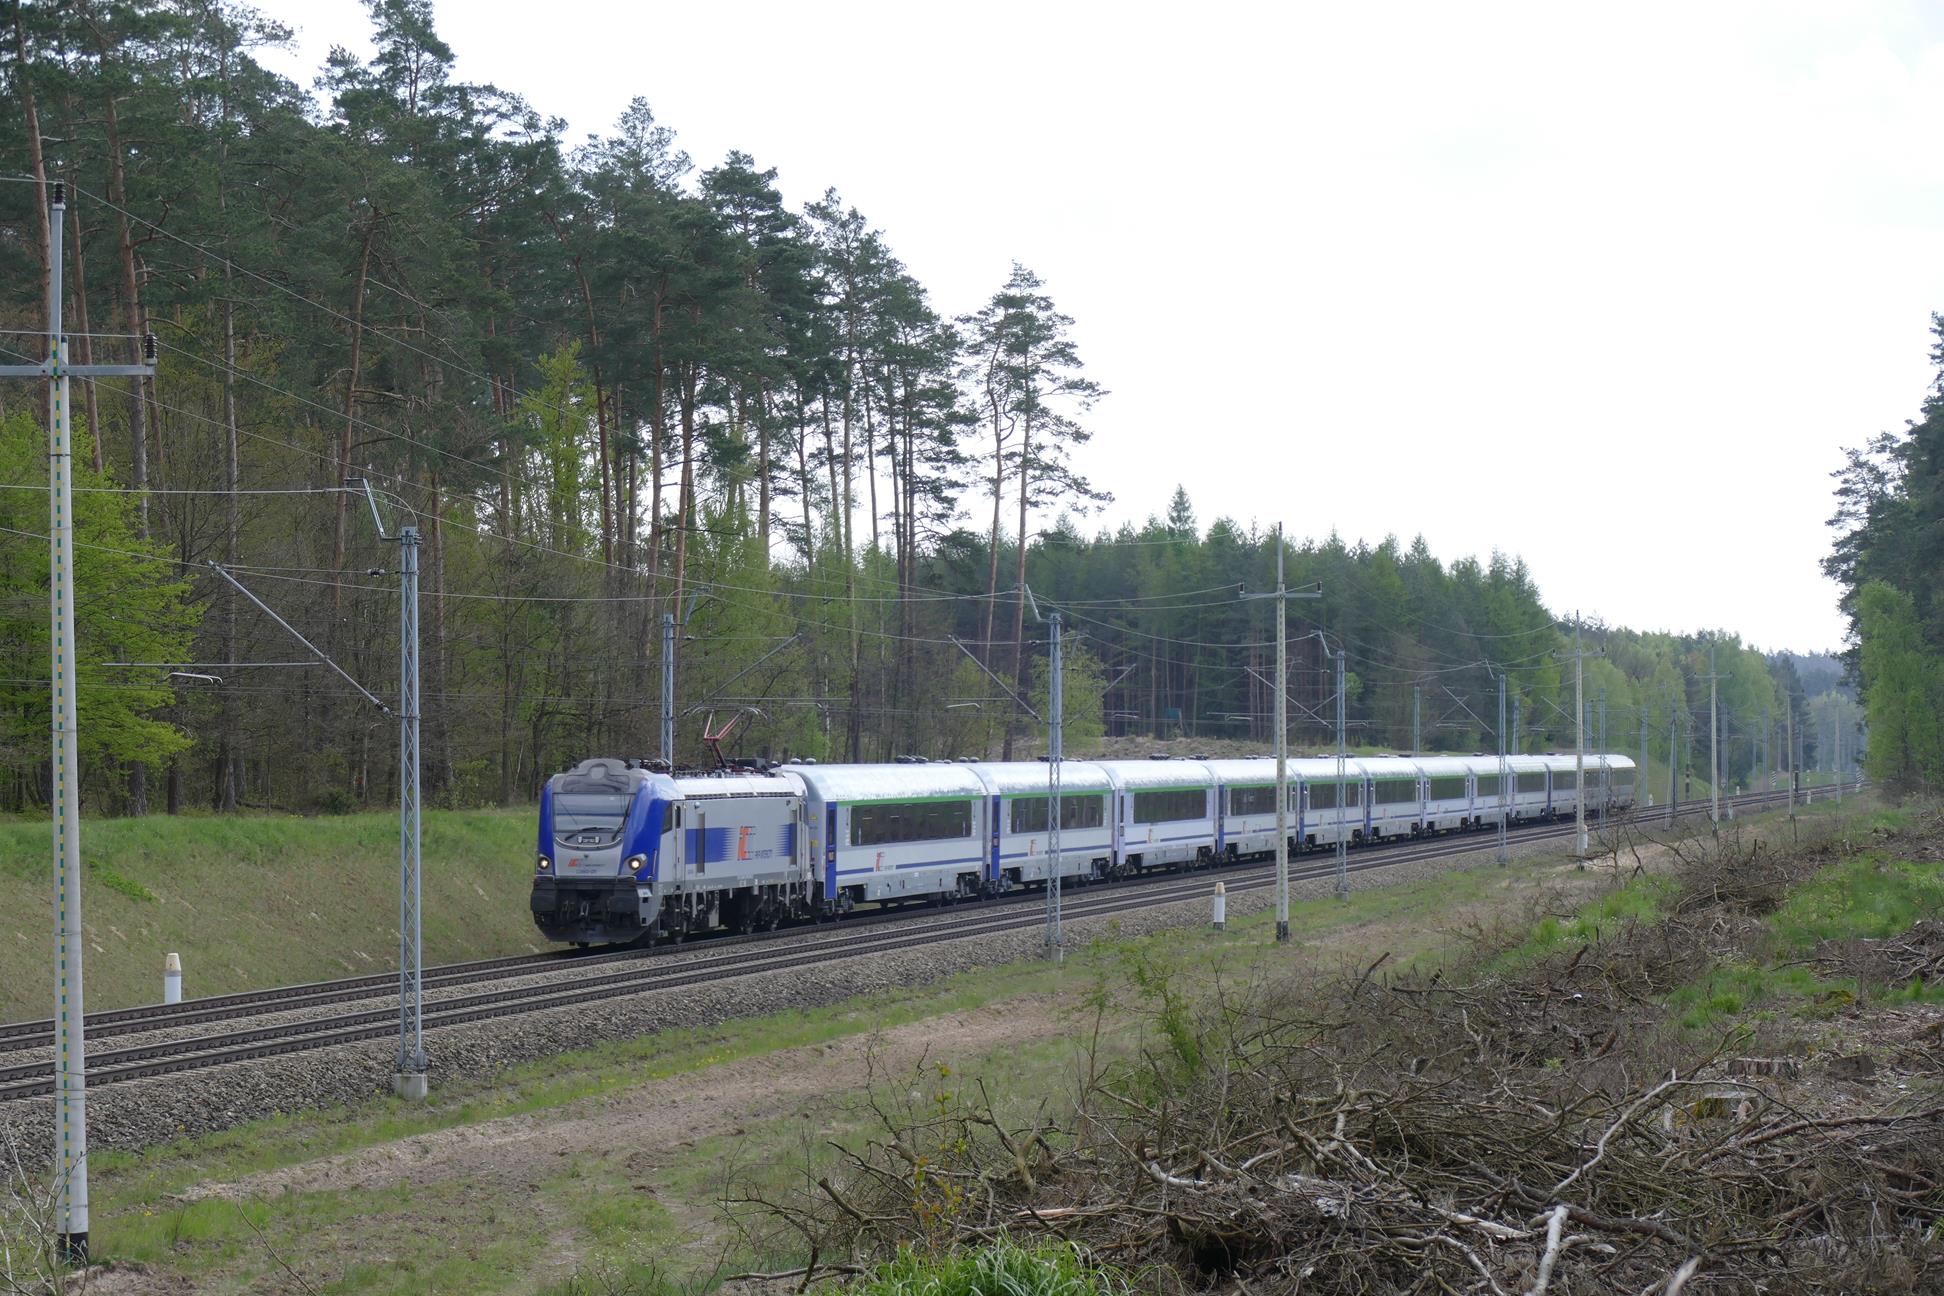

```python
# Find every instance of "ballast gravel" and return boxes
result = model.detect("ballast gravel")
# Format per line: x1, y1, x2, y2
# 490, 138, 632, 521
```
0, 827, 1612, 1161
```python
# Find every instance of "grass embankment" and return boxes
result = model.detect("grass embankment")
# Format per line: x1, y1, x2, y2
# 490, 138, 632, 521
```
63, 835, 1595, 1295
0, 809, 536, 1020
0, 796, 1891, 1294
788, 798, 1942, 1293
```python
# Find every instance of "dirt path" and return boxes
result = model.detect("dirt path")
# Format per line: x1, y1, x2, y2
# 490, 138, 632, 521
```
184, 993, 1071, 1205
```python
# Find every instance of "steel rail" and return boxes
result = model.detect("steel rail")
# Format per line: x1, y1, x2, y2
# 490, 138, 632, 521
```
0, 784, 1838, 1100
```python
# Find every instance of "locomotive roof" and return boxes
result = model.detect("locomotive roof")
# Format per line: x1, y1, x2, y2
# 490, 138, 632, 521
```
965, 761, 1114, 795
670, 773, 802, 798
548, 759, 677, 797
777, 761, 988, 802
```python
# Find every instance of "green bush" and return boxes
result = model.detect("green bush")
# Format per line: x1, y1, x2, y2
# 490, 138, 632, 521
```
851, 1240, 1125, 1296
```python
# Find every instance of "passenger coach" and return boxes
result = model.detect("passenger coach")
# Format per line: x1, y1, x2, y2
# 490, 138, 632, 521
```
531, 751, 1638, 945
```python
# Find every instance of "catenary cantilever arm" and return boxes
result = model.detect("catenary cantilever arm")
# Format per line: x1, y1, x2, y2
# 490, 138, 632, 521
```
204, 560, 392, 715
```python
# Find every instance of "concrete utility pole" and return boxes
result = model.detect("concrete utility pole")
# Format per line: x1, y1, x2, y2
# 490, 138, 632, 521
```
1554, 616, 1600, 858
1412, 684, 1421, 757
1835, 713, 1844, 805
1575, 625, 1586, 857
0, 183, 157, 1265
1598, 687, 1606, 758
660, 612, 675, 766
1241, 525, 1320, 941
1684, 711, 1694, 801
1495, 671, 1509, 865
1639, 705, 1649, 812
1760, 707, 1768, 790
1707, 641, 1721, 829
1334, 647, 1349, 900
1666, 700, 1679, 828
1786, 693, 1796, 820
1512, 696, 1522, 756
1047, 611, 1063, 963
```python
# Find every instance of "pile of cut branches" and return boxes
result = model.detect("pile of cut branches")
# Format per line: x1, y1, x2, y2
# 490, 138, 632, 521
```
744, 821, 1944, 1294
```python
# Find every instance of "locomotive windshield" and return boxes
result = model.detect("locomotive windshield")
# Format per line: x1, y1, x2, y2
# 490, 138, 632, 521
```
553, 792, 633, 847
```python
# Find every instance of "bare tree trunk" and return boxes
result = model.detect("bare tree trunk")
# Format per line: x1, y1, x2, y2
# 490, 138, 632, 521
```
756, 382, 773, 556
839, 366, 862, 762
647, 286, 667, 594
69, 206, 103, 473
672, 359, 697, 622
795, 397, 814, 565
820, 394, 839, 552
330, 218, 378, 604
13, 9, 50, 290
218, 292, 241, 811
980, 354, 1006, 664
863, 379, 879, 555
429, 473, 455, 799
99, 70, 157, 814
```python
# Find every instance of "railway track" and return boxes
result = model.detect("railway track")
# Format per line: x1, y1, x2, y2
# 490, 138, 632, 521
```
0, 784, 1841, 1102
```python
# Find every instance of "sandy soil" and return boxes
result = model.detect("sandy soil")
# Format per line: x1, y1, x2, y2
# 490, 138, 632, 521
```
183, 992, 1072, 1206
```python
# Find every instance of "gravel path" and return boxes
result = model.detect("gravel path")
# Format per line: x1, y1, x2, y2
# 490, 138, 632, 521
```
0, 826, 1597, 1160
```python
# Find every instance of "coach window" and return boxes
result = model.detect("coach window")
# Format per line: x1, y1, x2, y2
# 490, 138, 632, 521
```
1428, 776, 1467, 800
1515, 771, 1547, 794
1132, 789, 1206, 823
1009, 794, 1105, 834
1374, 778, 1417, 806
852, 799, 973, 846
1474, 774, 1501, 797
1307, 781, 1360, 811
1062, 795, 1106, 829
1229, 785, 1277, 817
1554, 772, 1577, 792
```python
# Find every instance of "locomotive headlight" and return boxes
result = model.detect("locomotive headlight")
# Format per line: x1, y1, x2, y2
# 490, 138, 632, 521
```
536, 855, 553, 874
624, 854, 648, 877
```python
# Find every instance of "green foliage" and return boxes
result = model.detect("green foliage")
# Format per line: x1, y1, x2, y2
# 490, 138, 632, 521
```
0, 413, 194, 780
89, 862, 156, 903
0, 0, 1813, 816
1768, 852, 1944, 952
1665, 963, 1852, 1030
1028, 641, 1107, 754
1497, 873, 1673, 966
1855, 582, 1944, 789
851, 1241, 1125, 1296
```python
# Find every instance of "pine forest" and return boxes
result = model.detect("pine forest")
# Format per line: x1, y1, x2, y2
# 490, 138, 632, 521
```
0, 0, 1857, 817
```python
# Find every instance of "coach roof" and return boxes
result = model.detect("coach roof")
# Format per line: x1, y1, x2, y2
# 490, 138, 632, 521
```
965, 761, 1114, 796
778, 761, 988, 803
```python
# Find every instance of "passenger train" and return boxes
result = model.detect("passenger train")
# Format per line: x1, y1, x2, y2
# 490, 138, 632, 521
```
530, 751, 1637, 946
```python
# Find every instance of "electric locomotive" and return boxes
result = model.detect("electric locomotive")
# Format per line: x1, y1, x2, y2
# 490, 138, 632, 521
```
531, 751, 1637, 946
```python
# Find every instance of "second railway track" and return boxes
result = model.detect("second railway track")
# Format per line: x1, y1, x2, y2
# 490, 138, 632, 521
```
0, 785, 1833, 1102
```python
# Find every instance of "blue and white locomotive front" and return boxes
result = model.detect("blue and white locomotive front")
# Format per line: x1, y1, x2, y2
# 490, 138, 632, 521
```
530, 759, 677, 944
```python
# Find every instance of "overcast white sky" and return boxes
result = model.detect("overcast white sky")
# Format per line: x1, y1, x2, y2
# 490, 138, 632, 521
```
250, 0, 1944, 654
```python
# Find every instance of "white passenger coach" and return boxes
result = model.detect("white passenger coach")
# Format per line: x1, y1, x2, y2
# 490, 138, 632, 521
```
530, 751, 1637, 945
